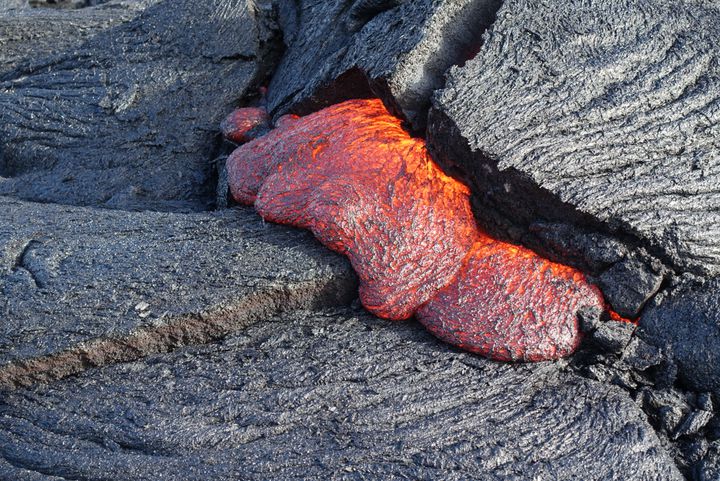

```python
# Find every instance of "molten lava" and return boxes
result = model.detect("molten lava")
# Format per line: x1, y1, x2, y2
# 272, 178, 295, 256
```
221, 107, 270, 144
225, 98, 610, 361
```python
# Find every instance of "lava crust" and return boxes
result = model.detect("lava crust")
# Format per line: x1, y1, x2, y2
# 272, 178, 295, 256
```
225, 99, 609, 361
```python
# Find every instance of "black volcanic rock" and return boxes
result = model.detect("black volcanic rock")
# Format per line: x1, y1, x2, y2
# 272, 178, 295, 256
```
598, 256, 664, 318
698, 441, 720, 481
0, 308, 682, 481
429, 0, 720, 280
639, 278, 720, 397
0, 0, 281, 212
266, 0, 502, 130
0, 197, 356, 388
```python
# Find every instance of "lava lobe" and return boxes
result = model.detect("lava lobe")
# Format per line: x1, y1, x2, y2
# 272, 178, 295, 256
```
224, 99, 607, 361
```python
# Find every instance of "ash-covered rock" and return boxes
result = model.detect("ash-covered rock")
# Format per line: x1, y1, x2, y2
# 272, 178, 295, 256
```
0, 0, 282, 212
266, 0, 502, 130
0, 197, 356, 388
0, 308, 682, 481
429, 0, 720, 285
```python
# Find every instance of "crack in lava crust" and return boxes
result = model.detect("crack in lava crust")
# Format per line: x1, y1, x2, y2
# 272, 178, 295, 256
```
225, 99, 608, 361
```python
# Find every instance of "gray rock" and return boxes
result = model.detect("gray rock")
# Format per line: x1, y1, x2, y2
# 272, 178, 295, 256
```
0, 0, 28, 12
0, 2, 154, 75
599, 256, 664, 318
0, 197, 356, 388
674, 410, 714, 440
638, 387, 693, 436
699, 393, 714, 412
0, 0, 282, 212
0, 308, 682, 480
699, 441, 720, 481
589, 320, 635, 354
266, 0, 502, 130
29, 0, 114, 8
526, 221, 628, 274
0, 3, 155, 78
429, 0, 720, 277
621, 336, 663, 372
639, 278, 720, 397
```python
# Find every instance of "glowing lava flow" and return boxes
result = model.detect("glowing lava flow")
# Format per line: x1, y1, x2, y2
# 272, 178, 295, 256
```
225, 99, 608, 361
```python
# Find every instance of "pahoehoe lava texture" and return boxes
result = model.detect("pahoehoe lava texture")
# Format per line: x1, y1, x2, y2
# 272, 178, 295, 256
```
0, 0, 154, 75
226, 99, 610, 361
0, 0, 280, 211
0, 196, 356, 388
429, 0, 720, 277
0, 309, 682, 481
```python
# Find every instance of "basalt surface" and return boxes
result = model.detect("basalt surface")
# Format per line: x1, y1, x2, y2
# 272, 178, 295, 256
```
265, 0, 502, 130
639, 278, 720, 398
0, 0, 280, 212
0, 1, 154, 75
429, 0, 720, 292
1, 0, 718, 479
0, 197, 356, 388
0, 308, 682, 481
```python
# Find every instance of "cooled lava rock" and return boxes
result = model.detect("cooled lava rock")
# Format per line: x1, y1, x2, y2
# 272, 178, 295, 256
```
428, 0, 720, 286
0, 0, 280, 211
0, 1, 152, 75
0, 309, 682, 481
266, 0, 502, 130
0, 197, 356, 388
639, 278, 720, 397
226, 99, 612, 361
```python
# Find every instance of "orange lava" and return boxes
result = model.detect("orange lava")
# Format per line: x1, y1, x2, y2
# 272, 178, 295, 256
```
226, 99, 609, 361
221, 107, 270, 144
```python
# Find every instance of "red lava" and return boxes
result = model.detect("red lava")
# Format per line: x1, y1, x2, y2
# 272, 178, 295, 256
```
225, 98, 612, 361
221, 107, 270, 144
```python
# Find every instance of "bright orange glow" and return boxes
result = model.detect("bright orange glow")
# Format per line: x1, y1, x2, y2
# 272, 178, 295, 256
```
226, 99, 612, 361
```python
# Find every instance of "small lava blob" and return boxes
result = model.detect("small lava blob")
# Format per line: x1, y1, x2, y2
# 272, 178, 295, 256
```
225, 98, 609, 361
221, 107, 271, 144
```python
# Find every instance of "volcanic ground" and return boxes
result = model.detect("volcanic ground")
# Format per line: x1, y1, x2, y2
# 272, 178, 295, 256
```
1, 0, 719, 480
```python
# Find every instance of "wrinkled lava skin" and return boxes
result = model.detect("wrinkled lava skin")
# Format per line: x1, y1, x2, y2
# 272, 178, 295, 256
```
416, 239, 602, 361
225, 99, 607, 361
228, 101, 478, 320
221, 107, 270, 144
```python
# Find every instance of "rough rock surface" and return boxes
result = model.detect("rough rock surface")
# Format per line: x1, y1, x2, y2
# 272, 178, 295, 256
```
29, 0, 113, 7
0, 0, 281, 212
0, 2, 154, 75
639, 278, 720, 397
0, 0, 27, 12
0, 308, 682, 481
0, 197, 356, 388
266, 0, 502, 130
429, 0, 720, 279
